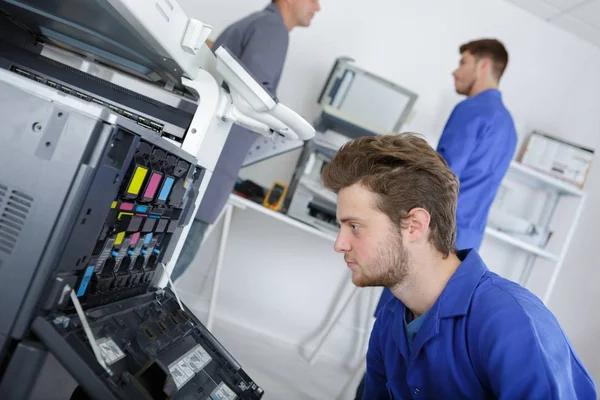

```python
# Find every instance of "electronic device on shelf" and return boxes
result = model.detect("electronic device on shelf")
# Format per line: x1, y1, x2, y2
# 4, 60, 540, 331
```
263, 182, 289, 211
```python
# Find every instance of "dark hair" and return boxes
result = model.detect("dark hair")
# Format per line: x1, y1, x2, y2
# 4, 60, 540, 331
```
321, 133, 459, 256
460, 38, 509, 81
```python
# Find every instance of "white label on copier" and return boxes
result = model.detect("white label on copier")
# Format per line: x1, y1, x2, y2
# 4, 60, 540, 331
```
168, 344, 213, 389
169, 364, 189, 388
96, 337, 126, 365
177, 359, 194, 378
185, 345, 211, 373
209, 382, 238, 400
193, 344, 212, 365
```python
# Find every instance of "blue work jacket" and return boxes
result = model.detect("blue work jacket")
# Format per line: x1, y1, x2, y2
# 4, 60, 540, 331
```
364, 250, 596, 399
437, 89, 517, 250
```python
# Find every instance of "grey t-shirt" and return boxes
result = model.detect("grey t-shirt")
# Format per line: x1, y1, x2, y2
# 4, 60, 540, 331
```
195, 4, 289, 224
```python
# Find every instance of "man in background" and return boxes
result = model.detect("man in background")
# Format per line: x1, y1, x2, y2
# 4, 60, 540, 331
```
437, 38, 517, 250
171, 0, 320, 281
328, 134, 594, 399
356, 39, 518, 399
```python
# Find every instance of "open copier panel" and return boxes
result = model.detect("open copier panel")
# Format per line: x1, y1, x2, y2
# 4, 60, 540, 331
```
49, 130, 262, 399
49, 292, 261, 400
0, 7, 264, 400
71, 133, 197, 308
47, 125, 261, 400
0, 73, 263, 399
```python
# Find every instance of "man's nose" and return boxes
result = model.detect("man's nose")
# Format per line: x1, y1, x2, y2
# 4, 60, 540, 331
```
334, 233, 350, 253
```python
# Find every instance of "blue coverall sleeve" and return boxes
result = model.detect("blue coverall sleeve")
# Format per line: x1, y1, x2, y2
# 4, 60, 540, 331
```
474, 300, 597, 399
436, 103, 482, 180
363, 319, 391, 400
238, 20, 289, 96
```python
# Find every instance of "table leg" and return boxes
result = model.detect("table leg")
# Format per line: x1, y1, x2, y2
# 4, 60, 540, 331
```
337, 353, 367, 400
206, 203, 234, 331
199, 202, 230, 248
308, 283, 359, 365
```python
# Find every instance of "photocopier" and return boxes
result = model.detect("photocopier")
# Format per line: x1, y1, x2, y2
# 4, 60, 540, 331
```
0, 1, 315, 399
285, 57, 418, 234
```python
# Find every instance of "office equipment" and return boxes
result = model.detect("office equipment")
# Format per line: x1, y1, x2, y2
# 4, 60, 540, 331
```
243, 56, 419, 167
285, 131, 347, 233
0, 69, 262, 400
284, 58, 417, 230
242, 135, 304, 167
233, 179, 266, 204
263, 182, 289, 211
214, 47, 314, 142
315, 57, 418, 138
0, 1, 314, 398
518, 131, 594, 189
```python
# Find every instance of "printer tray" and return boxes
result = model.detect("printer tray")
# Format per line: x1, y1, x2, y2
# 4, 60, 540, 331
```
31, 289, 263, 400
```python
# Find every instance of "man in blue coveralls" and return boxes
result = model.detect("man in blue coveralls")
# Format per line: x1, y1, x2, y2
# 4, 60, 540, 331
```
369, 38, 519, 369
323, 133, 595, 399
171, 0, 320, 281
437, 38, 517, 249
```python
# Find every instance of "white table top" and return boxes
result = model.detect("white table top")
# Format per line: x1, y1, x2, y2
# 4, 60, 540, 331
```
228, 194, 337, 243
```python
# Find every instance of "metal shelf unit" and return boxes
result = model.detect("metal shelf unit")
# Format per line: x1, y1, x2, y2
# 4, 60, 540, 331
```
483, 161, 586, 304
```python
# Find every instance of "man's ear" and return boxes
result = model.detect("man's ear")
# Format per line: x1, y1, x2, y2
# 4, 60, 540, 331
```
405, 208, 431, 243
478, 58, 492, 76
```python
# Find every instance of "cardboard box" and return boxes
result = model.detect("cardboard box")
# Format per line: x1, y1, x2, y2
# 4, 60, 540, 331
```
518, 131, 594, 189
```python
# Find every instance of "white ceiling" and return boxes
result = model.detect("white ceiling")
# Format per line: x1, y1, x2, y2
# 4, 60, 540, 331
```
505, 0, 600, 48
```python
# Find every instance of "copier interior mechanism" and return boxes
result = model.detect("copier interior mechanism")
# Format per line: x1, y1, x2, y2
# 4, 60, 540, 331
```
0, 71, 263, 399
0, 0, 322, 398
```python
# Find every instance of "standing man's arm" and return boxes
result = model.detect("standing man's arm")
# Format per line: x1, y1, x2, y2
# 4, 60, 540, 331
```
238, 20, 289, 96
436, 103, 482, 180
471, 300, 597, 399
363, 320, 391, 399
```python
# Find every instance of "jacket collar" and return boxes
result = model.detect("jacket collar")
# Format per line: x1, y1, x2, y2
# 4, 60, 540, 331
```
381, 249, 488, 318
474, 88, 502, 99
437, 249, 488, 318
383, 250, 487, 359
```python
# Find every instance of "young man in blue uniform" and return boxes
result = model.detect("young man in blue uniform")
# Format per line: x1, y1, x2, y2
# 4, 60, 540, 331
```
371, 38, 518, 345
323, 133, 595, 399
171, 0, 320, 281
438, 38, 517, 250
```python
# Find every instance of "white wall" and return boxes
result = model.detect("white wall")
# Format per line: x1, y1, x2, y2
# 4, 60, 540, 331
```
181, 0, 600, 382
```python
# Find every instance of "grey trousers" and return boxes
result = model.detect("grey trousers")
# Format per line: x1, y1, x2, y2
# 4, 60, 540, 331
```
171, 219, 209, 282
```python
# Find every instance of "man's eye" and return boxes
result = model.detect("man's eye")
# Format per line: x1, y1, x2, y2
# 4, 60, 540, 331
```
351, 224, 359, 231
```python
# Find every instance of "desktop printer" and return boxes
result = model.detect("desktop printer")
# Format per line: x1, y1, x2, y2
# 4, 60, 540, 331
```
285, 57, 418, 234
0, 1, 314, 399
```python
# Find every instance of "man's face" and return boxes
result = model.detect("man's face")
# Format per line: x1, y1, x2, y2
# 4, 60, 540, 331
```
452, 51, 480, 96
334, 183, 411, 288
291, 0, 320, 27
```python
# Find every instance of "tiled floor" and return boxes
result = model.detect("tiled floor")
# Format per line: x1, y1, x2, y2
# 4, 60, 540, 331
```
191, 306, 360, 400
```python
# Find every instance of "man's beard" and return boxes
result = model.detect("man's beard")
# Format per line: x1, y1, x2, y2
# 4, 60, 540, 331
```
456, 78, 475, 96
456, 69, 477, 96
353, 235, 410, 289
